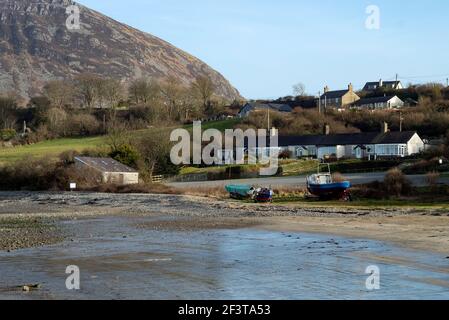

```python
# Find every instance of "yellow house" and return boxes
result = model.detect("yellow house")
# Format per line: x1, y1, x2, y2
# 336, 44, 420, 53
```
320, 83, 360, 110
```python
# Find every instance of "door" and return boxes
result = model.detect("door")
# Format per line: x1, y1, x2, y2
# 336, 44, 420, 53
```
356, 147, 362, 159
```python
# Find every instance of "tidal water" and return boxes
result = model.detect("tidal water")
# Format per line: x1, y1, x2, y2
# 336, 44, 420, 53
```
0, 216, 448, 300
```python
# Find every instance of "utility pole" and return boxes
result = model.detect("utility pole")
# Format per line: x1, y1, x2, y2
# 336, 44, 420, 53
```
267, 107, 270, 131
318, 91, 321, 114
324, 96, 327, 114
399, 111, 404, 132
446, 78, 448, 87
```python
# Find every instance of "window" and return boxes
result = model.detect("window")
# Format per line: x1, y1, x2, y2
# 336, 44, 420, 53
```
376, 145, 406, 156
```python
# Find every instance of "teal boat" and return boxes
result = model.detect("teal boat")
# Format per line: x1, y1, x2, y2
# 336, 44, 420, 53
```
225, 185, 255, 200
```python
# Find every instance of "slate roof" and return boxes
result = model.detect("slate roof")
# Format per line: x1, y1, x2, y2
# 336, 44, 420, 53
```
275, 131, 418, 147
320, 90, 349, 99
75, 157, 138, 173
354, 96, 398, 106
371, 131, 417, 144
363, 81, 402, 90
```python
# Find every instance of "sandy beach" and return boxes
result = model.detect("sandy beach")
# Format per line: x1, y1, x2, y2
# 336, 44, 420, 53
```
1, 191, 449, 299
0, 191, 448, 254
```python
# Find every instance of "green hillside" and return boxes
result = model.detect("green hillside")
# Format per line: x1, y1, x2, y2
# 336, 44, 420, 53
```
0, 119, 241, 165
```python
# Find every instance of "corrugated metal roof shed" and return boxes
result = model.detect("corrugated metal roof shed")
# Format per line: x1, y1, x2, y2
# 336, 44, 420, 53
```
75, 157, 138, 173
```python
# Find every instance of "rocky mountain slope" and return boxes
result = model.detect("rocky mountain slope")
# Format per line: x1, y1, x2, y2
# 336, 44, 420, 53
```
0, 0, 241, 102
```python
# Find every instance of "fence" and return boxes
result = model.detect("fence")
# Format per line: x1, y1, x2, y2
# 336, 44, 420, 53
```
151, 175, 164, 183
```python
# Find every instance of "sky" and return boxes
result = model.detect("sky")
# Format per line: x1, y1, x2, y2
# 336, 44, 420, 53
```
77, 0, 449, 99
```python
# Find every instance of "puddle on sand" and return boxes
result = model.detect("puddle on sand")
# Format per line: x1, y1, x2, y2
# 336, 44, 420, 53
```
0, 216, 448, 300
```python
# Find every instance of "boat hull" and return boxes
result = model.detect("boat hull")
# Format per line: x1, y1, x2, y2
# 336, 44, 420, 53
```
307, 181, 351, 199
225, 185, 253, 199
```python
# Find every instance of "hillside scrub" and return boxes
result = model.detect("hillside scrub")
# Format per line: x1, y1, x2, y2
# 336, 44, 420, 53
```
0, 154, 180, 194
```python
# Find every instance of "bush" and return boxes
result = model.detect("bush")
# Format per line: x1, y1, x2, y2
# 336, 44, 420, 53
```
352, 181, 386, 200
279, 150, 292, 159
66, 113, 101, 136
59, 150, 80, 165
0, 157, 101, 191
383, 168, 412, 197
0, 129, 16, 141
24, 125, 52, 144
426, 171, 440, 188
109, 144, 140, 168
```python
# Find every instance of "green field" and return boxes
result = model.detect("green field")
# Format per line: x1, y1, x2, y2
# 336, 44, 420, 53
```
0, 136, 106, 164
0, 119, 241, 165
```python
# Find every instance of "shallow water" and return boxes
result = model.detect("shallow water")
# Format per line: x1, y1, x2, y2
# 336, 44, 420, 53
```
0, 216, 448, 300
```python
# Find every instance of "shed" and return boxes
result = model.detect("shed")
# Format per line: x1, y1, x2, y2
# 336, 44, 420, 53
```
74, 157, 139, 185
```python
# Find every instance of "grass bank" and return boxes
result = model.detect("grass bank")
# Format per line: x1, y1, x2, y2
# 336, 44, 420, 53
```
0, 119, 241, 165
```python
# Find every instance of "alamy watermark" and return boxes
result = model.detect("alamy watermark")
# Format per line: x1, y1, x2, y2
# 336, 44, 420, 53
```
170, 121, 279, 176
365, 265, 381, 290
66, 265, 81, 290
365, 5, 381, 30
66, 4, 81, 31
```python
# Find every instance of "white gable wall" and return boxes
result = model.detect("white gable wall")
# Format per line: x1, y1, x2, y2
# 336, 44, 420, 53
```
407, 133, 425, 155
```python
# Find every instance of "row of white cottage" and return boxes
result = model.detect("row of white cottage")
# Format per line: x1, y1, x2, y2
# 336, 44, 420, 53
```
276, 131, 424, 160
232, 125, 425, 161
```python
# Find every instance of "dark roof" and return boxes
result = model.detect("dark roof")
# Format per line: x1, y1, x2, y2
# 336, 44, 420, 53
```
354, 95, 398, 105
75, 157, 138, 173
371, 131, 417, 144
365, 81, 401, 86
275, 131, 418, 147
320, 90, 349, 99
363, 81, 402, 90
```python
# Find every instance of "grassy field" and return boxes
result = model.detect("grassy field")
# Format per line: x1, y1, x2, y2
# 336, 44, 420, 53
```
0, 136, 106, 164
280, 159, 319, 176
0, 119, 241, 165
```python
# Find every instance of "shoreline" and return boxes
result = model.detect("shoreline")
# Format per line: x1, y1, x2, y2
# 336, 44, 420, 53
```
256, 216, 449, 255
0, 191, 448, 255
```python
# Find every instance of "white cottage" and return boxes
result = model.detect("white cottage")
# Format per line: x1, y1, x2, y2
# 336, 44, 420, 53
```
352, 95, 404, 110
75, 157, 139, 185
272, 124, 425, 160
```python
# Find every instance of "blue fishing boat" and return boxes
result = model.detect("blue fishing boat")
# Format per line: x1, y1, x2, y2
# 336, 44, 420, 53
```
306, 164, 352, 200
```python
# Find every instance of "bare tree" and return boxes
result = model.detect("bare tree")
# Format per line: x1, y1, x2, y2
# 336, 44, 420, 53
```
43, 80, 75, 109
293, 82, 306, 97
0, 95, 17, 129
46, 107, 68, 136
75, 73, 103, 108
102, 79, 125, 121
192, 76, 215, 116
135, 129, 173, 179
160, 76, 185, 120
129, 78, 153, 105
105, 122, 131, 153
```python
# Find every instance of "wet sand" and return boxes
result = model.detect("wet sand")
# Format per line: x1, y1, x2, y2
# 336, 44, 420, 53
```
0, 192, 449, 299
0, 191, 448, 255
260, 215, 449, 255
0, 216, 448, 300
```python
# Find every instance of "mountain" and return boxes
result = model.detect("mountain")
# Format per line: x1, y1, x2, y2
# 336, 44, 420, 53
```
0, 0, 241, 102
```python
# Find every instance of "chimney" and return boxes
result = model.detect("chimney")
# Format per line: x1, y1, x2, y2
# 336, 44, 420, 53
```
348, 83, 353, 92
381, 122, 389, 133
324, 124, 331, 135
379, 79, 383, 87
324, 86, 329, 93
271, 127, 278, 137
